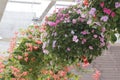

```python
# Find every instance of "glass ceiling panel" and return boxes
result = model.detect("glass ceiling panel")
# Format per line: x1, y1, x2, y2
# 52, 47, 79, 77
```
6, 0, 51, 17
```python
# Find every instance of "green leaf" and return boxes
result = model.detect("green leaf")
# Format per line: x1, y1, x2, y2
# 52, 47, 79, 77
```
110, 33, 117, 43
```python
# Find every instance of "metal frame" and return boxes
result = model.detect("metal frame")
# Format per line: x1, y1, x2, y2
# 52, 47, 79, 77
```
9, 0, 41, 5
39, 0, 56, 22
0, 0, 8, 21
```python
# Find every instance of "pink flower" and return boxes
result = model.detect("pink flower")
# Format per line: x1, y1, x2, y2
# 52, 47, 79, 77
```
89, 46, 93, 50
78, 17, 85, 22
22, 71, 28, 76
24, 53, 29, 57
67, 47, 71, 51
17, 55, 23, 60
76, 9, 81, 14
82, 38, 87, 44
100, 2, 104, 8
93, 34, 98, 38
89, 8, 96, 16
56, 20, 60, 24
47, 21, 57, 27
111, 12, 116, 17
72, 35, 79, 43
92, 69, 101, 80
100, 42, 105, 47
101, 27, 106, 33
81, 30, 88, 35
87, 19, 92, 24
52, 40, 56, 48
99, 37, 104, 42
64, 17, 70, 23
100, 16, 109, 22
24, 57, 28, 62
81, 13, 86, 18
103, 8, 112, 15
72, 19, 77, 24
115, 2, 120, 8
0, 69, 4, 73
58, 70, 66, 77
91, 29, 95, 33
43, 49, 49, 54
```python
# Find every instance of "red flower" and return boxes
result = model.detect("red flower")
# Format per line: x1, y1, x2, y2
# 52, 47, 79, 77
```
83, 0, 89, 6
82, 56, 89, 67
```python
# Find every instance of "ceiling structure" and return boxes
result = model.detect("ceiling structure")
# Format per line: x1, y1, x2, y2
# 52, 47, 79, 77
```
0, 0, 76, 22
0, 0, 77, 52
0, 0, 8, 21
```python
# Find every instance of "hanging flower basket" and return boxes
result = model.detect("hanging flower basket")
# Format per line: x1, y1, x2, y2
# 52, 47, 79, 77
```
44, 4, 109, 63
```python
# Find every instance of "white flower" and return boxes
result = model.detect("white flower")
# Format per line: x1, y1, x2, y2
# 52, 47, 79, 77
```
71, 30, 75, 34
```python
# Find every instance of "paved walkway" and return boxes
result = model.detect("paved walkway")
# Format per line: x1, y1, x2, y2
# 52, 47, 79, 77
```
92, 45, 120, 80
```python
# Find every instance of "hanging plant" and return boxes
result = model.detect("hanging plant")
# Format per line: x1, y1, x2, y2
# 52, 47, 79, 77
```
87, 0, 120, 43
0, 25, 95, 80
44, 4, 109, 63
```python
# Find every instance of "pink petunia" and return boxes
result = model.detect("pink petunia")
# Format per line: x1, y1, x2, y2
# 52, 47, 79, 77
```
81, 30, 88, 35
72, 19, 77, 24
76, 9, 81, 14
81, 13, 86, 18
111, 12, 116, 17
100, 16, 109, 22
82, 38, 87, 44
43, 49, 49, 54
67, 47, 71, 51
47, 21, 57, 27
87, 19, 92, 24
72, 35, 79, 43
115, 2, 120, 8
103, 8, 112, 15
89, 8, 96, 16
99, 37, 104, 42
93, 34, 98, 38
101, 27, 106, 33
89, 46, 93, 50
100, 2, 104, 8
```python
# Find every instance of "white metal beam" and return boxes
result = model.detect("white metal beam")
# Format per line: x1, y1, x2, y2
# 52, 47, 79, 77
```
39, 0, 56, 22
0, 0, 8, 21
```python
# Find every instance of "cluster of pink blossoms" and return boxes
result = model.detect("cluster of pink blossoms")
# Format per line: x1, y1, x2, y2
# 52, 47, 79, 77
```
0, 62, 5, 73
10, 66, 28, 80
8, 32, 18, 53
99, 2, 118, 22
